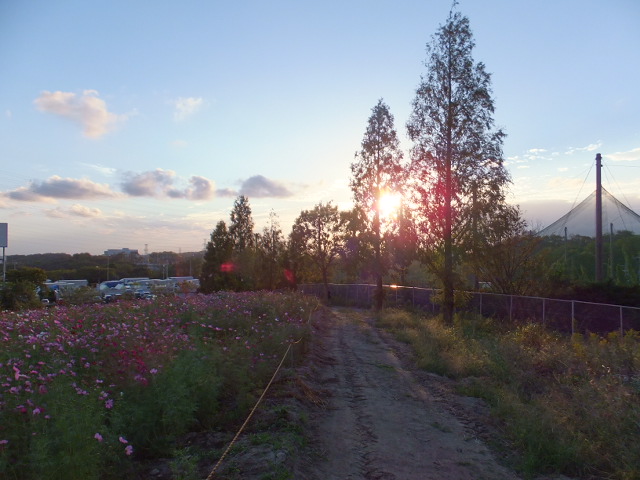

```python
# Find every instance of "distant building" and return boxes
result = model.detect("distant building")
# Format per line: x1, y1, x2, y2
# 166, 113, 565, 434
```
104, 248, 139, 257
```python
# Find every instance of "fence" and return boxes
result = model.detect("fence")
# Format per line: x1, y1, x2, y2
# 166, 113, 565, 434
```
299, 283, 640, 335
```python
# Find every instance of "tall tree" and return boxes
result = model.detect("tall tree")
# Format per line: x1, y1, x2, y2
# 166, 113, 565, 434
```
199, 220, 234, 293
351, 99, 404, 310
339, 207, 374, 283
229, 195, 255, 251
387, 200, 418, 285
229, 195, 256, 290
292, 201, 344, 301
256, 210, 286, 290
406, 7, 509, 322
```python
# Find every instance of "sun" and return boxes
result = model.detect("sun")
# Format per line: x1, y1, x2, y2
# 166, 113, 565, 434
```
378, 191, 402, 219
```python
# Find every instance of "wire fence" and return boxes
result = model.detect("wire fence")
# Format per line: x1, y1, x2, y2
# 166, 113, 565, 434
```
299, 283, 640, 335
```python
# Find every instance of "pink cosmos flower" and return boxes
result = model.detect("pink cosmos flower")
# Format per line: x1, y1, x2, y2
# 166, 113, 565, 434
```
119, 436, 128, 444
125, 445, 133, 456
94, 433, 103, 442
105, 399, 114, 409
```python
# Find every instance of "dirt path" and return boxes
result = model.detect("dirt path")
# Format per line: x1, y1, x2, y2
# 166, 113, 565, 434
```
292, 308, 520, 480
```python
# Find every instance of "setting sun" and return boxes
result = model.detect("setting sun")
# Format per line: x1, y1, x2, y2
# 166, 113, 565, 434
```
378, 192, 402, 219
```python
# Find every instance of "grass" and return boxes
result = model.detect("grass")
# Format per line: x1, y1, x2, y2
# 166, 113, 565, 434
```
0, 291, 317, 479
377, 308, 640, 480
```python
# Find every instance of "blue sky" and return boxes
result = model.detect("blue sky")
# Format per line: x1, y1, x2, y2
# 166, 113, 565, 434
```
1, 0, 639, 255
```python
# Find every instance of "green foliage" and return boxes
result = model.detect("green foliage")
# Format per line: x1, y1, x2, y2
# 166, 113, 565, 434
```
378, 309, 640, 479
292, 202, 345, 301
0, 280, 42, 311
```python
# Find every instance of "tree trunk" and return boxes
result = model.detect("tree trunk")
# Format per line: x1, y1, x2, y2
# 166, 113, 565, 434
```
374, 202, 384, 311
322, 268, 330, 303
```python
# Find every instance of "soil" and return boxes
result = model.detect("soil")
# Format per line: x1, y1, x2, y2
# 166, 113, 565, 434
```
148, 307, 572, 480
288, 307, 520, 480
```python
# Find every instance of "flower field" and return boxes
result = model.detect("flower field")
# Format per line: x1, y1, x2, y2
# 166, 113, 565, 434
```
0, 291, 317, 480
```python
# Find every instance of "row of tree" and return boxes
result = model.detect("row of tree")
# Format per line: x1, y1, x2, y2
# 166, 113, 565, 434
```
201, 7, 532, 322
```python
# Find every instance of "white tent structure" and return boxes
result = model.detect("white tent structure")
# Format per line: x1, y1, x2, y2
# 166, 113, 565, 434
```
538, 187, 640, 237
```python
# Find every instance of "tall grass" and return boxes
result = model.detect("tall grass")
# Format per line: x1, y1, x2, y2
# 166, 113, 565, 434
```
378, 309, 640, 480
0, 291, 316, 479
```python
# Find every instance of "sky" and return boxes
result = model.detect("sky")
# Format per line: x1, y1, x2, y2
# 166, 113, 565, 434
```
1, 0, 639, 255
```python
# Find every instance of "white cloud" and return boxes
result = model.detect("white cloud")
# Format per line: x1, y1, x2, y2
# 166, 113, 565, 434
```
173, 97, 203, 121
34, 90, 126, 138
43, 204, 103, 219
608, 147, 640, 162
69, 204, 102, 218
565, 142, 602, 155
80, 163, 117, 176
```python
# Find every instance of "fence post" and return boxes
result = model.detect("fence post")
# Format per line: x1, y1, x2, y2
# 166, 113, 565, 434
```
571, 301, 575, 336
510, 295, 513, 323
542, 298, 546, 326
479, 293, 483, 316
620, 306, 624, 336
412, 287, 415, 308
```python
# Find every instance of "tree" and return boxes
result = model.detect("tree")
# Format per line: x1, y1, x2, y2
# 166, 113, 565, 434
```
292, 202, 344, 301
338, 207, 374, 283
470, 205, 545, 295
256, 210, 286, 290
199, 220, 234, 293
229, 195, 255, 251
2, 267, 47, 310
406, 7, 509, 322
228, 195, 256, 290
351, 99, 404, 310
387, 200, 418, 285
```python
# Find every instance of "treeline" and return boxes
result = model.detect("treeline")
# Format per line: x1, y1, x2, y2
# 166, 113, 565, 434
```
7, 251, 203, 284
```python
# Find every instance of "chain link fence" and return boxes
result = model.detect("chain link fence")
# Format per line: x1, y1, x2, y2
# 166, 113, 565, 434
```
299, 283, 640, 335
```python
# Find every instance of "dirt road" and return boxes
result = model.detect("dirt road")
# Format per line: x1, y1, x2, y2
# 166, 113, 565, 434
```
292, 308, 520, 480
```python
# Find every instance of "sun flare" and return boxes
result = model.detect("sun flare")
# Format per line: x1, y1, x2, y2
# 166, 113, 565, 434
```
378, 192, 402, 219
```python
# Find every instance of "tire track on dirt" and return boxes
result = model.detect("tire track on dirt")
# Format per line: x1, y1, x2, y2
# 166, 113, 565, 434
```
294, 308, 520, 480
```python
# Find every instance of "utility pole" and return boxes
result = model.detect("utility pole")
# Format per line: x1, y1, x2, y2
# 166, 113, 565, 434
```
595, 153, 603, 282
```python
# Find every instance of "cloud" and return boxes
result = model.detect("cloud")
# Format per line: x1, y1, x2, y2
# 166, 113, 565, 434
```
565, 142, 602, 155
69, 204, 102, 217
608, 147, 640, 162
185, 175, 214, 200
238, 175, 293, 198
121, 169, 177, 196
4, 176, 115, 201
34, 90, 125, 138
173, 97, 203, 121
80, 162, 117, 176
44, 204, 103, 219
216, 187, 238, 197
120, 169, 215, 200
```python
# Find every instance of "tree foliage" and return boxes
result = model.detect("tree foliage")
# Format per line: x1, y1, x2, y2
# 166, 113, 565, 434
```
199, 220, 234, 293
351, 99, 404, 309
256, 211, 286, 290
292, 202, 344, 301
406, 8, 509, 322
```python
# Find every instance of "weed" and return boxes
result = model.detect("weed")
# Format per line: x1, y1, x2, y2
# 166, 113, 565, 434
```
378, 308, 640, 479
